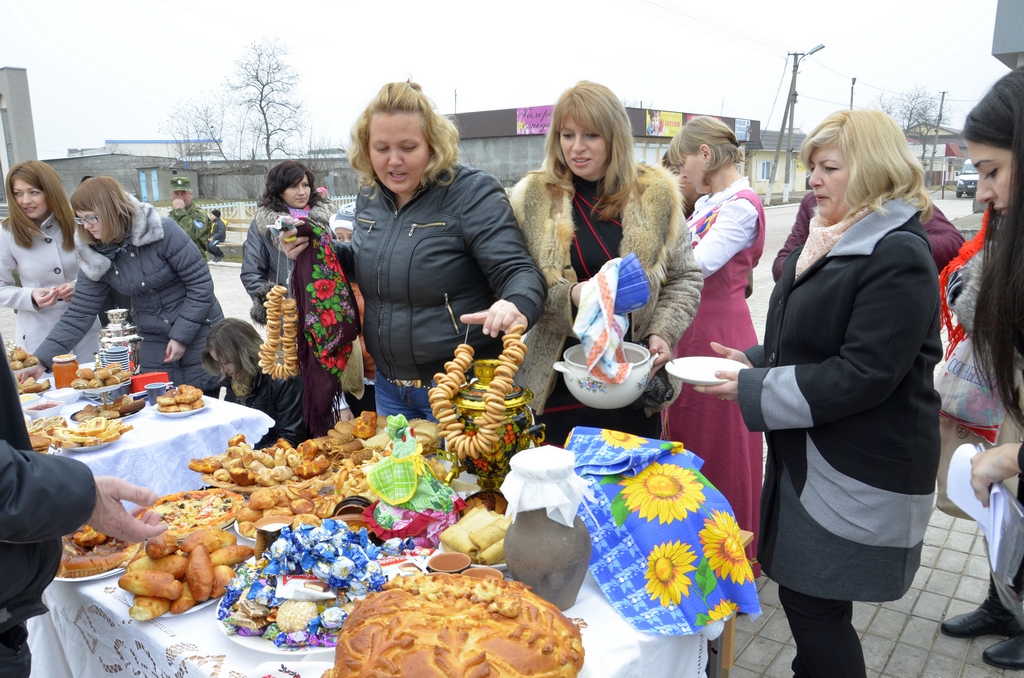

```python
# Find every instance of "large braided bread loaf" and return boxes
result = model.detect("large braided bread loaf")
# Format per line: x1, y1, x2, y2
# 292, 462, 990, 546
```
326, 573, 585, 677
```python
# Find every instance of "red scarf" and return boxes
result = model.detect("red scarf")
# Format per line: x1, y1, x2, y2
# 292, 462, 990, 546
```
939, 208, 990, 359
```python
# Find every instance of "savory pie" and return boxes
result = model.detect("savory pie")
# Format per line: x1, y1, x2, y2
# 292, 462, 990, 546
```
151, 489, 245, 539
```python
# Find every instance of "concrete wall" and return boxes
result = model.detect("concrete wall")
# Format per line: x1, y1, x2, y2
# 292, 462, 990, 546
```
0, 67, 38, 202
42, 154, 181, 200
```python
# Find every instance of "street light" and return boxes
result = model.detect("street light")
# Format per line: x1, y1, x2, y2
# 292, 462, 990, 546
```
764, 43, 825, 206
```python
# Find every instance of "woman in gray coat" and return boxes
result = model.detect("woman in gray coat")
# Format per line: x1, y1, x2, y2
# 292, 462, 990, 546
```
32, 177, 223, 393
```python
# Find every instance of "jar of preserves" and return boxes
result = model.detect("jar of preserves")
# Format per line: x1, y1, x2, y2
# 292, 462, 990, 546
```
52, 354, 79, 389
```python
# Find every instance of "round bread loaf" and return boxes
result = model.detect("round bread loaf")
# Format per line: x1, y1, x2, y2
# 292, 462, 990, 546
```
327, 573, 584, 677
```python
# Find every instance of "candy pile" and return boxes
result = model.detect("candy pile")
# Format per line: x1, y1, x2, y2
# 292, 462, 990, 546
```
217, 520, 416, 649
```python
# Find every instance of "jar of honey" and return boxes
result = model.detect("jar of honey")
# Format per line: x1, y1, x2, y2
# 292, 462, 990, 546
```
52, 354, 79, 389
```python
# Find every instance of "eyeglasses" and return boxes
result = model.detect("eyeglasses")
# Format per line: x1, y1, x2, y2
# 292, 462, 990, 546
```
74, 215, 100, 226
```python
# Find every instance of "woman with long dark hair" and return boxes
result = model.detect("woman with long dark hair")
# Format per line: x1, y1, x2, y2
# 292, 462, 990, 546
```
940, 67, 1024, 672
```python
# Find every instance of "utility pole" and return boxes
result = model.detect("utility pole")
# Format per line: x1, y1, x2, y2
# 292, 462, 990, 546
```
850, 77, 856, 110
454, 90, 457, 115
929, 91, 947, 190
764, 44, 823, 207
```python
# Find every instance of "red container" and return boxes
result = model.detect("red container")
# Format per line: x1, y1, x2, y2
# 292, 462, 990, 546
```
131, 371, 169, 393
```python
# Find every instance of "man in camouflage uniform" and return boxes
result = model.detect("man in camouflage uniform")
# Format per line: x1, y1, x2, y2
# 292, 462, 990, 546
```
168, 176, 212, 259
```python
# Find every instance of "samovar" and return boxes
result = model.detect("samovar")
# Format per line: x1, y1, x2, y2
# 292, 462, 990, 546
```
439, 359, 545, 490
99, 308, 142, 374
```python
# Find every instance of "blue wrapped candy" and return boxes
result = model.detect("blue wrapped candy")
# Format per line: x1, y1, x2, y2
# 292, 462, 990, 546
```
320, 606, 348, 629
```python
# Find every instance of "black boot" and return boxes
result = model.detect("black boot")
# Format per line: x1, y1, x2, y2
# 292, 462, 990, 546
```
941, 579, 1022, 638
984, 632, 1024, 670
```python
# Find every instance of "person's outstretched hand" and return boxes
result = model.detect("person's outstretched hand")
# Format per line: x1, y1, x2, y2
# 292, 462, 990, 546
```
460, 300, 528, 338
87, 476, 167, 542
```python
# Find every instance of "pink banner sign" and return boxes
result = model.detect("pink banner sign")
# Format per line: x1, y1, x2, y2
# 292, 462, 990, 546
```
517, 106, 553, 135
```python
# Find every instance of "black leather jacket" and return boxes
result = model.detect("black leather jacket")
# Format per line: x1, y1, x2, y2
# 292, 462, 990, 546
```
341, 166, 546, 382
222, 371, 307, 448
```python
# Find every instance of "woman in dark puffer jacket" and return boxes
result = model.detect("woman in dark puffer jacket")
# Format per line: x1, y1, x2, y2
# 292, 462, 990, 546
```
32, 177, 223, 393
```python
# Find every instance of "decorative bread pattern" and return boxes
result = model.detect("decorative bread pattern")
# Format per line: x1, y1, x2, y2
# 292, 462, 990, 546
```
327, 573, 584, 677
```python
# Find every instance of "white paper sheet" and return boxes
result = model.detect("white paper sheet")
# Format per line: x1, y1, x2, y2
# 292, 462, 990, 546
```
948, 442, 1013, 562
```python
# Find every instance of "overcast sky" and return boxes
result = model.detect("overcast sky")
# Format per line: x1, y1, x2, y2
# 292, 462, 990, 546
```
0, 0, 1012, 160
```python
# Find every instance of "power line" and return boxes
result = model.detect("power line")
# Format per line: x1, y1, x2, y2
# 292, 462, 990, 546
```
762, 58, 791, 133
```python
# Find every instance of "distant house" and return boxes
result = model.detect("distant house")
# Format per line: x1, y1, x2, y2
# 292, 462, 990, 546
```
905, 124, 967, 185
744, 130, 809, 196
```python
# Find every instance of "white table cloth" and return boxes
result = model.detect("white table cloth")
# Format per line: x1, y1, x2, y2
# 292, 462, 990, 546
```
27, 572, 707, 678
51, 396, 274, 497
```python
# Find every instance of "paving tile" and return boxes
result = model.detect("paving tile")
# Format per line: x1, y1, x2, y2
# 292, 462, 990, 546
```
972, 538, 991, 557
931, 511, 955, 529
933, 630, 971, 661
925, 525, 951, 547
927, 568, 963, 597
920, 543, 941, 568
953, 575, 990, 604
881, 642, 928, 677
853, 602, 877, 633
962, 662, 1005, 677
924, 650, 969, 678
735, 609, 769, 634
764, 644, 796, 678
860, 632, 896, 673
901, 616, 941, 649
882, 588, 920, 614
913, 565, 933, 590
945, 529, 979, 553
868, 607, 908, 638
936, 548, 971, 573
952, 516, 981, 533
755, 610, 793, 644
967, 554, 993, 579
735, 635, 785, 672
721, 666, 759, 678
914, 591, 953, 623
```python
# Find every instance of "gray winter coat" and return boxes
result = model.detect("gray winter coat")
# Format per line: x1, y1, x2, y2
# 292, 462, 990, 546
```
34, 197, 223, 391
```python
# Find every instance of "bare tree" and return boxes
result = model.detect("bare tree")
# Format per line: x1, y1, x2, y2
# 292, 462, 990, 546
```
874, 86, 938, 133
161, 93, 228, 164
228, 42, 305, 170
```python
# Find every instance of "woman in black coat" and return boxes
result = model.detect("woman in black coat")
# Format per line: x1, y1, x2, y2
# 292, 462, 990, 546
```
697, 109, 942, 678
201, 318, 306, 448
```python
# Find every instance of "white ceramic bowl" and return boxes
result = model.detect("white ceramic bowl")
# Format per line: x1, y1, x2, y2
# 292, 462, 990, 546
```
552, 342, 654, 409
46, 387, 82, 404
23, 400, 63, 420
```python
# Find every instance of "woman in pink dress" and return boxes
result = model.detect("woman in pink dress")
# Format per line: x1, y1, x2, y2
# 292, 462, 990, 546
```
663, 117, 765, 575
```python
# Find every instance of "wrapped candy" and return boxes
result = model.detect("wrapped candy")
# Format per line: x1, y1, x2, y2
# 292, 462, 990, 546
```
320, 606, 348, 629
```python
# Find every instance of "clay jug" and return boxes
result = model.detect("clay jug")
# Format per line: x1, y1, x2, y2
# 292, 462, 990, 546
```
501, 446, 592, 610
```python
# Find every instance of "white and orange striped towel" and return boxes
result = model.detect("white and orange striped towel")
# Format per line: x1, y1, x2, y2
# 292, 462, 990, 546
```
572, 258, 631, 384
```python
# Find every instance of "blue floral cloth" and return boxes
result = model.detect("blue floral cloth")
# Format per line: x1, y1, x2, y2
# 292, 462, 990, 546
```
567, 426, 761, 635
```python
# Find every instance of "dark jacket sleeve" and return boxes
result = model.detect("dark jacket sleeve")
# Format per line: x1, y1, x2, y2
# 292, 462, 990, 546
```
773, 194, 816, 282
0, 443, 96, 543
921, 206, 964, 272
160, 219, 217, 346
457, 172, 547, 327
240, 222, 271, 297
34, 273, 112, 368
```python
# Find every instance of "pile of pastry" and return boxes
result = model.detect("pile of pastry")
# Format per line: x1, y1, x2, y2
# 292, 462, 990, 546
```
6, 345, 39, 371
156, 384, 204, 413
189, 434, 332, 488
439, 506, 509, 566
57, 525, 140, 579
235, 485, 344, 538
17, 377, 50, 395
70, 363, 131, 389
72, 394, 145, 422
119, 528, 253, 620
45, 417, 132, 449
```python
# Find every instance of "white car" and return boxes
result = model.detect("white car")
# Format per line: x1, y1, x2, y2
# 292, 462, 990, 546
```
956, 160, 978, 199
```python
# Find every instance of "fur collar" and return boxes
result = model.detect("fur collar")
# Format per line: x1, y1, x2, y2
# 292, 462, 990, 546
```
75, 196, 164, 280
511, 163, 682, 289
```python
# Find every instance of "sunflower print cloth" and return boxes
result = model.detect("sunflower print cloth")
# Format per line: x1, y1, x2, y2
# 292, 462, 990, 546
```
566, 426, 761, 635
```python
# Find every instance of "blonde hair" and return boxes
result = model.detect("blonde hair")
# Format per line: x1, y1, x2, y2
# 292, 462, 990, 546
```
537, 81, 639, 219
801, 109, 932, 223
70, 177, 134, 246
349, 81, 460, 192
3, 161, 76, 251
667, 116, 743, 191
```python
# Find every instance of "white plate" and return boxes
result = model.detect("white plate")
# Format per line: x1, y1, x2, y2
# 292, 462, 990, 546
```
217, 618, 335, 656
665, 356, 749, 386
56, 440, 114, 454
156, 406, 205, 418
174, 595, 220, 616
248, 661, 335, 678
82, 383, 124, 396
233, 522, 257, 542
12, 365, 39, 377
54, 567, 125, 583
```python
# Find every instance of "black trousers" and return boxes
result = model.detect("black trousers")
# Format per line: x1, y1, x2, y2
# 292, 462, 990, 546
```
0, 623, 31, 678
778, 585, 866, 678
207, 239, 224, 259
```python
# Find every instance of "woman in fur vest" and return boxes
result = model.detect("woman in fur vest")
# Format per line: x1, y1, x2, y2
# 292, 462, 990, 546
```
30, 177, 224, 393
511, 81, 703, 445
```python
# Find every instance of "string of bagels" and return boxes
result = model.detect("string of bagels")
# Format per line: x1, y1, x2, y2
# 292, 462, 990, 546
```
258, 285, 299, 379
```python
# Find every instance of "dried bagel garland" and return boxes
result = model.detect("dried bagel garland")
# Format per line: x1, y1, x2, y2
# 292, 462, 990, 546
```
429, 324, 527, 460
259, 285, 299, 379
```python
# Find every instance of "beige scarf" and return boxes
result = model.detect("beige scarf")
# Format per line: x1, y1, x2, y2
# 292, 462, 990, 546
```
795, 207, 872, 278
